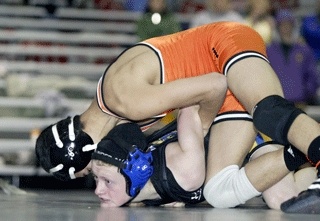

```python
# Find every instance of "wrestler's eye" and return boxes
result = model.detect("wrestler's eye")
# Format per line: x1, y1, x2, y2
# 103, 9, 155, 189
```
104, 179, 111, 185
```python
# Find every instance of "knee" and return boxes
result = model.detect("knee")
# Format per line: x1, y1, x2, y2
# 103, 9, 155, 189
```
204, 165, 260, 208
253, 95, 304, 145
181, 170, 205, 192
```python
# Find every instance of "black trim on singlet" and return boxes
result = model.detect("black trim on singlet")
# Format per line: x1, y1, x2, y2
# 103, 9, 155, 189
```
223, 50, 269, 76
96, 43, 166, 125
97, 45, 134, 118
213, 111, 253, 125
242, 140, 279, 166
136, 42, 164, 85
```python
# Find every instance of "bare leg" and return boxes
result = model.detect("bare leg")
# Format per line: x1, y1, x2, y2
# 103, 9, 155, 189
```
249, 145, 316, 210
228, 57, 320, 213
262, 166, 316, 210
294, 167, 317, 192
227, 57, 320, 155
205, 120, 307, 208
204, 120, 259, 207
206, 121, 256, 179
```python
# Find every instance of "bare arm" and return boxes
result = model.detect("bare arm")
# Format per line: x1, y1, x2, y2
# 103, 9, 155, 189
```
164, 70, 226, 190
103, 47, 227, 121
165, 105, 206, 191
107, 74, 227, 121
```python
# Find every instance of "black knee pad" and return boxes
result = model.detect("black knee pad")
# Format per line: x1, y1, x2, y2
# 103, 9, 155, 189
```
253, 95, 305, 145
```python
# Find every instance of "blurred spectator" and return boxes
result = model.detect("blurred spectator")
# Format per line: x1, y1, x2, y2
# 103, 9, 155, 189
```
179, 0, 205, 13
94, 0, 123, 10
136, 0, 181, 41
67, 0, 94, 8
189, 0, 245, 28
270, 0, 299, 12
231, 0, 249, 16
124, 0, 148, 12
267, 9, 319, 107
244, 0, 275, 45
301, 0, 320, 62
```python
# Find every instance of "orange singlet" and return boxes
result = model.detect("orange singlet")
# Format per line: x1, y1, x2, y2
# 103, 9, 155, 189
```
97, 22, 269, 128
142, 21, 269, 123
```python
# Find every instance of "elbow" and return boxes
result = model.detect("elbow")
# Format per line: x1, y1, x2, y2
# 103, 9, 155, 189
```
181, 174, 205, 192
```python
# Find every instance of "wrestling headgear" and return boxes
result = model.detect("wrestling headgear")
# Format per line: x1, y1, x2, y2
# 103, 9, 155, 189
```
35, 115, 95, 181
91, 122, 153, 198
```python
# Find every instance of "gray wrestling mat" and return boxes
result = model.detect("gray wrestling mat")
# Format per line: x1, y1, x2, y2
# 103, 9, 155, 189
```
0, 188, 319, 221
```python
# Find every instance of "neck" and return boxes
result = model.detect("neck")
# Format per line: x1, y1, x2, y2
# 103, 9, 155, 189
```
80, 99, 123, 142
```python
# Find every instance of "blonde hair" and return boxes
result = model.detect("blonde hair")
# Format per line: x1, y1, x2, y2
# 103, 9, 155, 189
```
93, 159, 114, 167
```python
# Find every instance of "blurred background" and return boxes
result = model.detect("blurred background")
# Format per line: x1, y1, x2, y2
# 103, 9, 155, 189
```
0, 0, 319, 192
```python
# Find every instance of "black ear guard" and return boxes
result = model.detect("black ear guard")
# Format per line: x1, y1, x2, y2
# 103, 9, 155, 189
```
35, 115, 95, 181
91, 123, 153, 197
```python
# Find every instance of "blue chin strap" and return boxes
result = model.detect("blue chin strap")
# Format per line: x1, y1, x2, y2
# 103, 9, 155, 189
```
120, 146, 153, 197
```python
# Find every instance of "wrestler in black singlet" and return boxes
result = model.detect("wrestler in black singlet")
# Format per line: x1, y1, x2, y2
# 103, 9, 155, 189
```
142, 122, 208, 206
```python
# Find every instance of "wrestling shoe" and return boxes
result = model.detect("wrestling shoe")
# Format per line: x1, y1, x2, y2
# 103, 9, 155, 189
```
281, 178, 320, 214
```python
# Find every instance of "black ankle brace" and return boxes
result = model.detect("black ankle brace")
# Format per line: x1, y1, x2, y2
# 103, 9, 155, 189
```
284, 145, 308, 171
307, 136, 320, 177
307, 136, 320, 166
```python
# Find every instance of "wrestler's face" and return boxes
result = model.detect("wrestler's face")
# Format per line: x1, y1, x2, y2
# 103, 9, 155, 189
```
92, 160, 131, 208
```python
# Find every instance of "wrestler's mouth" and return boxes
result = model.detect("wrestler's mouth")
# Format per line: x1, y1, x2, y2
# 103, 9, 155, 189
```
100, 197, 110, 203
